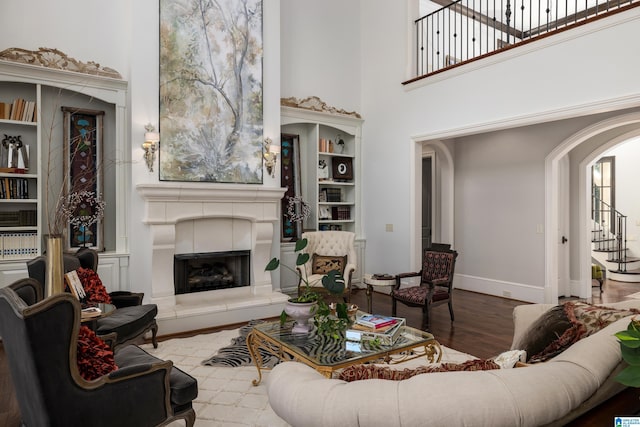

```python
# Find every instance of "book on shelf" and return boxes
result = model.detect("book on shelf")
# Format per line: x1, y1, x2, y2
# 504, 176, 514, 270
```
345, 317, 406, 346
326, 188, 341, 202
331, 206, 350, 220
356, 314, 400, 329
0, 232, 38, 259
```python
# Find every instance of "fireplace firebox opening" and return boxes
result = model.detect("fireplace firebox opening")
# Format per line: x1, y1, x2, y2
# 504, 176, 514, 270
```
174, 250, 250, 295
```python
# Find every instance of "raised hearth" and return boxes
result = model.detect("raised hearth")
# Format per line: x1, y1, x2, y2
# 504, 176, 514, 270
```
137, 183, 288, 335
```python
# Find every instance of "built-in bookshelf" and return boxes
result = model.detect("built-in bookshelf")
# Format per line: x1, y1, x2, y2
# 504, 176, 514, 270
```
281, 105, 362, 235
0, 81, 40, 260
279, 100, 365, 291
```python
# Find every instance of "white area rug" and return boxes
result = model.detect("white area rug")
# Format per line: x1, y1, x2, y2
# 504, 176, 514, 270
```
140, 328, 473, 426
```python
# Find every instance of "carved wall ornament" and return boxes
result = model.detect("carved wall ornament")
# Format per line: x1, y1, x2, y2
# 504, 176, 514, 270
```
281, 96, 362, 119
0, 47, 122, 80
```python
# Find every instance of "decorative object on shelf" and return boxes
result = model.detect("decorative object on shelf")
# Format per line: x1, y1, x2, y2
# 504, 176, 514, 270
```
318, 206, 331, 220
335, 134, 345, 154
62, 107, 104, 250
332, 157, 353, 181
318, 159, 329, 180
265, 237, 349, 337
281, 96, 362, 119
142, 123, 159, 172
0, 47, 123, 79
45, 234, 65, 297
1, 134, 28, 169
263, 137, 280, 178
159, 0, 263, 183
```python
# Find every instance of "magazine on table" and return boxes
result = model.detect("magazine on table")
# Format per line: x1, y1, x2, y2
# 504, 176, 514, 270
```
346, 317, 406, 346
355, 314, 400, 329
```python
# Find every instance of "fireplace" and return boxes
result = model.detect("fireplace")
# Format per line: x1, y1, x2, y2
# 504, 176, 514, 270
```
174, 250, 250, 294
137, 182, 289, 335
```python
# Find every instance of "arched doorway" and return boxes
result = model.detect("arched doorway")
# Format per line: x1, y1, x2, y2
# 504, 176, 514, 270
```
546, 112, 640, 303
410, 138, 454, 271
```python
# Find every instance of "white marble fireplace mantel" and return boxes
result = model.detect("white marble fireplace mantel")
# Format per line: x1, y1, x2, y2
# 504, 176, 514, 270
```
136, 182, 289, 334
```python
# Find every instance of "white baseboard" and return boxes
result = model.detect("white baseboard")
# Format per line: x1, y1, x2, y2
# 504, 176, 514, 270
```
454, 274, 545, 303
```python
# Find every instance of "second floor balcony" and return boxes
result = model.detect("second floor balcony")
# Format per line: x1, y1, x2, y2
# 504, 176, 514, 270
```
407, 0, 640, 83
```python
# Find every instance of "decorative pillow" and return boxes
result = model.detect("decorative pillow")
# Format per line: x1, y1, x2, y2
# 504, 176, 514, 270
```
528, 302, 640, 363
75, 267, 111, 304
76, 325, 117, 381
338, 359, 500, 382
311, 254, 346, 276
514, 301, 640, 363
511, 304, 574, 362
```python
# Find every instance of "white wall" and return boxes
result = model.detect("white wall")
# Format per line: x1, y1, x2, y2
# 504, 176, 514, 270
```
280, 0, 361, 113
0, 1, 133, 80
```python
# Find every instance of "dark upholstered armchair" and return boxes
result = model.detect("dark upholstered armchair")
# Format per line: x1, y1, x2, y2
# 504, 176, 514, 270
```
391, 244, 458, 330
0, 285, 197, 427
26, 248, 159, 349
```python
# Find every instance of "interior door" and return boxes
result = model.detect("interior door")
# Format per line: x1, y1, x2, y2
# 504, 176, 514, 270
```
422, 157, 432, 252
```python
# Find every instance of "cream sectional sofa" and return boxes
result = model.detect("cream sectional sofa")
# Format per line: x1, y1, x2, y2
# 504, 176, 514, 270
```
266, 300, 640, 427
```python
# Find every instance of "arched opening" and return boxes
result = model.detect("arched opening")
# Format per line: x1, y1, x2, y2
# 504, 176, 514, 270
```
546, 112, 640, 303
410, 138, 454, 271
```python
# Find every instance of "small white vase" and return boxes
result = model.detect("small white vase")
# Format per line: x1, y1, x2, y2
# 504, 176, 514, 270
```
284, 300, 318, 334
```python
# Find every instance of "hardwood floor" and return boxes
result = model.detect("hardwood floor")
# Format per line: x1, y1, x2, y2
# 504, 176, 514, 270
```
349, 287, 523, 359
347, 278, 638, 360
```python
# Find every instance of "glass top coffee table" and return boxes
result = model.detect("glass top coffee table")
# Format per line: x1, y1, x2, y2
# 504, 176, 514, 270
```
246, 318, 441, 385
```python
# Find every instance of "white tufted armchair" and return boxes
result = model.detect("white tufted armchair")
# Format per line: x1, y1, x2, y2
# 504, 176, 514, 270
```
295, 231, 357, 301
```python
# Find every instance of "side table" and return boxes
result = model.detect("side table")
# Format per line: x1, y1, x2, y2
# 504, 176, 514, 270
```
362, 274, 397, 313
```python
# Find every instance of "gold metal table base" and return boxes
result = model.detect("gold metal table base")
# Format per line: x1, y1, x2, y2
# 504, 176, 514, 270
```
246, 328, 442, 386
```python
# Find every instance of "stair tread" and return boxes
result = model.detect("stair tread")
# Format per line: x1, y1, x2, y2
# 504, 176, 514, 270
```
609, 268, 640, 275
592, 238, 616, 243
607, 257, 640, 263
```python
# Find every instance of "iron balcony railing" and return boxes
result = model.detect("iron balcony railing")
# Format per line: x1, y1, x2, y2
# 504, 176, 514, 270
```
414, 0, 639, 77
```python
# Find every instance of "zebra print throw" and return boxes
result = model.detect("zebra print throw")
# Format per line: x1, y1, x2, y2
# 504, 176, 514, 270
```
201, 320, 281, 368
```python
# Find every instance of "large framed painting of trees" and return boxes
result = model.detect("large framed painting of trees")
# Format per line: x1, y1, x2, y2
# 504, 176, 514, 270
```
159, 0, 263, 183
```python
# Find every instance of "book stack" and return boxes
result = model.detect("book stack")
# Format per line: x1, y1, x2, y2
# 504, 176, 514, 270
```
326, 188, 341, 202
345, 314, 406, 346
0, 178, 29, 199
331, 206, 350, 220
0, 99, 37, 122
0, 232, 38, 259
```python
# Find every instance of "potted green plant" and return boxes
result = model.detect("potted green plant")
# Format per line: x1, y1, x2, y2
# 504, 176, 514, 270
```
265, 237, 354, 336
615, 317, 640, 386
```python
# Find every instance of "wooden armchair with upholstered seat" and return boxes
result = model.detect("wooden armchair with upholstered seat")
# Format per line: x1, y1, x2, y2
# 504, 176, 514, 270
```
0, 284, 197, 427
295, 231, 357, 302
392, 244, 458, 330
26, 247, 158, 350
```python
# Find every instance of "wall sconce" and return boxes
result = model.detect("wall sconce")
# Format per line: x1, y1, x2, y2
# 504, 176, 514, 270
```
142, 123, 160, 172
263, 137, 280, 178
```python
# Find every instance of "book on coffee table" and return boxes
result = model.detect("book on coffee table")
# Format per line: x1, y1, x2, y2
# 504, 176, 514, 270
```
346, 317, 406, 346
356, 314, 399, 329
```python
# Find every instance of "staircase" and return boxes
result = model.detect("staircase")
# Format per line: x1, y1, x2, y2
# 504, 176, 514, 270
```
591, 196, 640, 282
